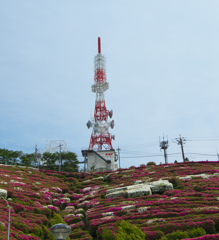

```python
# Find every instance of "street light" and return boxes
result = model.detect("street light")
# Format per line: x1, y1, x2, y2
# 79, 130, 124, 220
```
50, 223, 71, 240
6, 202, 13, 240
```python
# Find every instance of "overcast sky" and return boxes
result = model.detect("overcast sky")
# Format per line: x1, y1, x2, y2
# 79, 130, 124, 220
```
1, 1, 219, 168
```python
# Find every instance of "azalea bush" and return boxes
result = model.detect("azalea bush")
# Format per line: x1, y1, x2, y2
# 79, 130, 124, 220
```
2, 161, 219, 239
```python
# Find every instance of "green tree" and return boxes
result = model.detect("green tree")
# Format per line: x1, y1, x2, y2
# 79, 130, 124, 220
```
41, 152, 58, 170
20, 153, 35, 166
0, 148, 22, 165
0, 148, 11, 164
62, 151, 79, 172
41, 151, 79, 172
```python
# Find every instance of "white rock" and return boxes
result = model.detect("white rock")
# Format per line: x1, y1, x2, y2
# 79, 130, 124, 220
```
137, 207, 150, 213
177, 174, 211, 180
102, 212, 114, 217
134, 180, 143, 185
106, 186, 127, 195
146, 218, 165, 224
105, 190, 126, 199
14, 187, 23, 191
121, 205, 135, 210
83, 187, 92, 192
126, 184, 152, 198
147, 180, 173, 193
105, 180, 173, 199
0, 181, 7, 185
0, 189, 7, 199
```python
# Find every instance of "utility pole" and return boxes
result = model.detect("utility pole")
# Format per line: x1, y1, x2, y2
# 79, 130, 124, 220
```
58, 144, 63, 172
117, 147, 121, 168
173, 135, 186, 162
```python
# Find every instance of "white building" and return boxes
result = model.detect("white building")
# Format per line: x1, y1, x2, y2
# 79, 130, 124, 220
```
81, 149, 117, 172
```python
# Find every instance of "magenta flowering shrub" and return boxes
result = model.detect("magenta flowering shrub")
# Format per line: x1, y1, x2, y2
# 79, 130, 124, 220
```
3, 161, 219, 239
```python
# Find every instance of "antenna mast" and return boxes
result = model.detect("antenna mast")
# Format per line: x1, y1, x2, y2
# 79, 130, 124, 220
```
160, 136, 169, 164
86, 37, 115, 150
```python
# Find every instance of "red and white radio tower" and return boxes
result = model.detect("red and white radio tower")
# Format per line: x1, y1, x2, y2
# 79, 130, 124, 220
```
86, 37, 115, 151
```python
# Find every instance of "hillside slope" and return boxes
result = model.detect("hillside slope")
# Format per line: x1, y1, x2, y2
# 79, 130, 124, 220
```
1, 162, 219, 239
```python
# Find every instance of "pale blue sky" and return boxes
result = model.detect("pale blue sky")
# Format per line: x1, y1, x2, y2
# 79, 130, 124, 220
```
1, 1, 219, 167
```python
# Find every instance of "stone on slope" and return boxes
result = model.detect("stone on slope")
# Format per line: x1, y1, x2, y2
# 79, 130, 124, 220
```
137, 207, 150, 213
177, 173, 215, 180
126, 184, 152, 198
0, 189, 7, 199
121, 205, 135, 210
147, 180, 173, 193
105, 190, 127, 199
105, 180, 173, 199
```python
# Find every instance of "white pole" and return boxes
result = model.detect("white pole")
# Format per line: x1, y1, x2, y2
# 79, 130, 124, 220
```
7, 205, 11, 240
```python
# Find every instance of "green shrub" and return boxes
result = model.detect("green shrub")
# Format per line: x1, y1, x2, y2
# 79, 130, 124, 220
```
101, 221, 145, 240
102, 228, 116, 240
161, 228, 207, 240
115, 220, 145, 240
140, 164, 146, 167
147, 162, 156, 166
161, 230, 188, 240
49, 212, 66, 227
187, 227, 206, 238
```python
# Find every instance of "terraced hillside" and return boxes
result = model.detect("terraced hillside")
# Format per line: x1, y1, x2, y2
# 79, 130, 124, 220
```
1, 161, 219, 239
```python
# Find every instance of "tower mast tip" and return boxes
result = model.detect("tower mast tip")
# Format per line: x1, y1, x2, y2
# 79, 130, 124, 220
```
98, 37, 101, 53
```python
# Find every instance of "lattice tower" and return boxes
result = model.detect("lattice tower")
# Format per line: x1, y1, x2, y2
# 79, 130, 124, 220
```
86, 37, 115, 151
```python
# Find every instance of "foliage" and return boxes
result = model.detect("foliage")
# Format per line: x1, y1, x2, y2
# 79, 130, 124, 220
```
187, 227, 206, 238
160, 230, 189, 240
20, 153, 35, 166
147, 161, 156, 166
0, 148, 22, 165
160, 227, 207, 240
41, 151, 79, 172
116, 220, 145, 240
102, 228, 116, 240
49, 212, 67, 227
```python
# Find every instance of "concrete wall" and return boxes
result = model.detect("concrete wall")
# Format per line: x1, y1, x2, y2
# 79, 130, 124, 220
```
87, 150, 116, 172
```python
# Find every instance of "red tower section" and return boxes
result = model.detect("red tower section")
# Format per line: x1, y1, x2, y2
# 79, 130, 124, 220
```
86, 37, 115, 151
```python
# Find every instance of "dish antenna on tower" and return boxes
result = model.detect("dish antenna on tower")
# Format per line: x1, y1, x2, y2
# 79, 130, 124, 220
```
159, 136, 169, 164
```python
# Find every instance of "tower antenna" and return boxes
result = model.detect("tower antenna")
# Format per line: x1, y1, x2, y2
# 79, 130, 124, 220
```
159, 135, 169, 164
98, 37, 101, 53
86, 37, 115, 150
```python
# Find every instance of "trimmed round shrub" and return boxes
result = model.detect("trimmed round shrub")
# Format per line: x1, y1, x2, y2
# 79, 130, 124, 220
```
187, 227, 206, 238
147, 162, 156, 166
161, 230, 188, 240
116, 220, 145, 240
